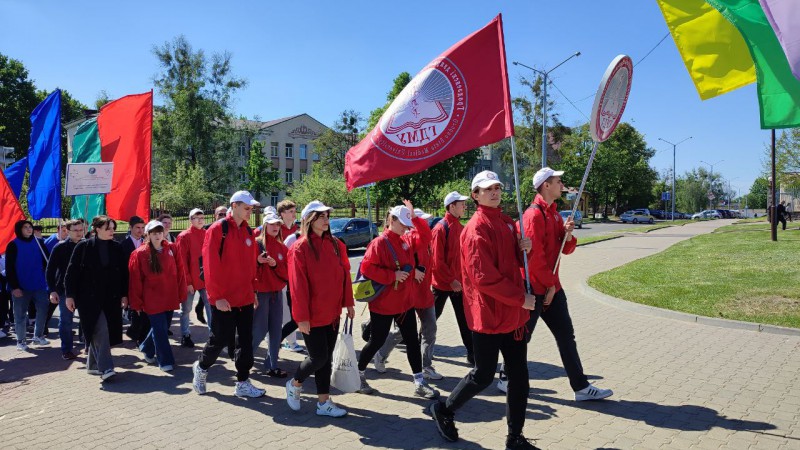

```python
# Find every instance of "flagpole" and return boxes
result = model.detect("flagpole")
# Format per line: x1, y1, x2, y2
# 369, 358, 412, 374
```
510, 136, 532, 293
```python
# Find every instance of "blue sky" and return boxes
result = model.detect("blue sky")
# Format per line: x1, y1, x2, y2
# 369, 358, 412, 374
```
1, 0, 776, 196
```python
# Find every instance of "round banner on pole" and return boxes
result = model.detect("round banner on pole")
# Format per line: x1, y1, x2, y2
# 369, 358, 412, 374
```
589, 55, 633, 142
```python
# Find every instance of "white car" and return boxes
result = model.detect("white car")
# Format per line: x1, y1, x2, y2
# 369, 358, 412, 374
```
619, 210, 655, 224
691, 210, 721, 220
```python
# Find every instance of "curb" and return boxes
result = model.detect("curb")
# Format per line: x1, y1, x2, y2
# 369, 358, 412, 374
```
579, 279, 800, 337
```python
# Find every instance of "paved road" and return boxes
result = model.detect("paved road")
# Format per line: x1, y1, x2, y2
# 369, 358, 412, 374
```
2, 219, 798, 449
571, 221, 643, 238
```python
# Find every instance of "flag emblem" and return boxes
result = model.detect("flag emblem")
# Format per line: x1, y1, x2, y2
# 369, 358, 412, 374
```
374, 58, 467, 161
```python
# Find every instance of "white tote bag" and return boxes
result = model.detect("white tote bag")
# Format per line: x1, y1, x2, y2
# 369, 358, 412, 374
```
331, 317, 361, 393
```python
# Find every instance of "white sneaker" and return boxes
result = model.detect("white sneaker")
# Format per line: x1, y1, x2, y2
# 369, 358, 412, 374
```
31, 336, 49, 346
87, 369, 102, 375
316, 399, 347, 417
373, 352, 387, 373
101, 369, 116, 381
160, 365, 174, 372
285, 380, 302, 411
192, 361, 208, 394
234, 379, 266, 398
142, 353, 156, 364
16, 341, 28, 351
496, 378, 508, 394
575, 384, 613, 401
0, 329, 7, 338
413, 381, 440, 399
282, 342, 305, 353
423, 366, 444, 380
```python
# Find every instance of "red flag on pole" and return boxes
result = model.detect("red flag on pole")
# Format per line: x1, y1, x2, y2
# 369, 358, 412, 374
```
0, 171, 26, 253
98, 91, 153, 221
345, 14, 514, 190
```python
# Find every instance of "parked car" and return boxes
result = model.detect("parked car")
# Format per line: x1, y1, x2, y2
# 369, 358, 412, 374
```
651, 209, 666, 220
559, 210, 583, 228
619, 210, 655, 224
330, 218, 378, 249
691, 210, 721, 220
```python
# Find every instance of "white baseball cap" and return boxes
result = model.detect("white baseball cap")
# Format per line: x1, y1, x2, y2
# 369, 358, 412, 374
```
444, 191, 469, 207
263, 206, 277, 215
262, 211, 282, 225
144, 220, 164, 234
301, 200, 333, 220
229, 190, 260, 206
414, 208, 432, 220
389, 205, 415, 227
471, 170, 504, 190
533, 167, 565, 189
189, 208, 204, 218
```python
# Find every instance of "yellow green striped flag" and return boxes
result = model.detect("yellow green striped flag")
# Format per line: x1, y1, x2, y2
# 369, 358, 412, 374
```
656, 0, 756, 100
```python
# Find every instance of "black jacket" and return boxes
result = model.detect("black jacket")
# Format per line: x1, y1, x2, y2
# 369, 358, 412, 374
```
65, 238, 128, 346
46, 239, 81, 294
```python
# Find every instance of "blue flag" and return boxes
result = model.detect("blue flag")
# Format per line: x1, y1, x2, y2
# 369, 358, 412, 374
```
3, 156, 27, 199
27, 89, 62, 219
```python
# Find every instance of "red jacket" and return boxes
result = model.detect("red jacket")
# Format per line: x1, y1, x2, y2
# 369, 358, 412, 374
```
361, 217, 427, 315
408, 219, 434, 309
460, 205, 528, 334
280, 222, 299, 242
202, 217, 258, 307
128, 241, 187, 315
176, 226, 206, 290
289, 233, 353, 327
519, 195, 577, 295
255, 234, 289, 292
431, 212, 464, 291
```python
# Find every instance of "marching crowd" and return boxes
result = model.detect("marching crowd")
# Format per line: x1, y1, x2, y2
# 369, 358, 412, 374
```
0, 167, 613, 450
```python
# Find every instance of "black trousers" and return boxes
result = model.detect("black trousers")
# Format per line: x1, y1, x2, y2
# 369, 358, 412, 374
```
0, 289, 9, 327
526, 289, 588, 392
358, 308, 422, 374
294, 323, 338, 395
433, 288, 473, 361
198, 304, 254, 381
445, 330, 529, 436
280, 286, 298, 340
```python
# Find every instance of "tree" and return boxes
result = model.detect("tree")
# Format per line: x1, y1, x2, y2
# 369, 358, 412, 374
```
745, 176, 769, 209
152, 163, 221, 210
290, 166, 365, 211
675, 167, 725, 212
243, 140, 283, 201
151, 35, 247, 194
365, 72, 478, 208
312, 109, 363, 177
0, 54, 40, 160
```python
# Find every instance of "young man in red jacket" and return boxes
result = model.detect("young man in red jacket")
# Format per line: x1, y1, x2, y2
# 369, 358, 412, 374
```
431, 191, 473, 365
192, 191, 267, 398
502, 167, 612, 402
431, 171, 538, 450
175, 208, 208, 347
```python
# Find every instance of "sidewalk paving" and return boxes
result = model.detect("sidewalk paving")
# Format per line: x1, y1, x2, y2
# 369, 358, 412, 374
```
1, 219, 798, 449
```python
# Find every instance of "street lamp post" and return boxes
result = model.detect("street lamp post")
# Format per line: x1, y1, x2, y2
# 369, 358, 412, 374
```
700, 159, 724, 208
658, 136, 692, 221
513, 51, 581, 168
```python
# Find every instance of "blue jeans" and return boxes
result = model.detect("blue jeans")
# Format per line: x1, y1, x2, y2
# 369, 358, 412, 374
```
140, 311, 175, 368
57, 291, 75, 353
12, 289, 48, 343
251, 291, 283, 370
180, 289, 209, 336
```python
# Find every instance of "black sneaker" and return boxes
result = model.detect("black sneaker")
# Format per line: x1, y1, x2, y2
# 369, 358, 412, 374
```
505, 434, 540, 450
430, 401, 458, 442
181, 335, 195, 348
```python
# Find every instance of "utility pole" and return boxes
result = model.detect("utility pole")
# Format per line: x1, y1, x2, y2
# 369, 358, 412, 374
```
658, 137, 692, 221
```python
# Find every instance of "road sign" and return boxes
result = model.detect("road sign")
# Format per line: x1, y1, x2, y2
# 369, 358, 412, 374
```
707, 192, 715, 200
661, 192, 671, 201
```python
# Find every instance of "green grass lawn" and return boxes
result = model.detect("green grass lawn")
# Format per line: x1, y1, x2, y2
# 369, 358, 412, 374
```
589, 223, 800, 328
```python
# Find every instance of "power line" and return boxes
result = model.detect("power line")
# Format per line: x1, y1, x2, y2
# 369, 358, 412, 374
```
549, 80, 590, 121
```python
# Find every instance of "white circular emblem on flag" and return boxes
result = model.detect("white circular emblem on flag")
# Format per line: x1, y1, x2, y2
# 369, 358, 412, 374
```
373, 58, 467, 161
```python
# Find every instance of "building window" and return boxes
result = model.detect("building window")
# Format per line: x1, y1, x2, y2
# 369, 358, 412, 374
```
285, 143, 294, 159
285, 170, 294, 184
270, 142, 279, 158
238, 142, 247, 157
300, 172, 307, 182
299, 144, 307, 160
239, 172, 247, 183
270, 193, 279, 206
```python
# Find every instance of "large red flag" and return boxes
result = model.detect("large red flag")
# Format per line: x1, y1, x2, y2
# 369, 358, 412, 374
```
98, 92, 153, 221
0, 171, 26, 253
345, 14, 514, 190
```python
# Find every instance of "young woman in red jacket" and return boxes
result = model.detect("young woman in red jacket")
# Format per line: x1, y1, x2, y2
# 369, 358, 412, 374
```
284, 200, 355, 417
356, 199, 439, 400
252, 211, 290, 378
128, 221, 187, 372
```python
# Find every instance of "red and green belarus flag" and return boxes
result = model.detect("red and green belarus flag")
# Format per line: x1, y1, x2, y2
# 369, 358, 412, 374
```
70, 91, 152, 221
